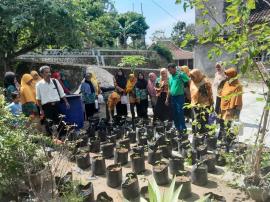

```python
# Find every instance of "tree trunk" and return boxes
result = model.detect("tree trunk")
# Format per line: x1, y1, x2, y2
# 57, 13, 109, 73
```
254, 91, 270, 176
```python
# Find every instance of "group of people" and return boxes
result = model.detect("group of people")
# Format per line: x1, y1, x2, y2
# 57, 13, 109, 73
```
4, 67, 71, 135
108, 62, 243, 136
4, 65, 102, 135
3, 62, 243, 138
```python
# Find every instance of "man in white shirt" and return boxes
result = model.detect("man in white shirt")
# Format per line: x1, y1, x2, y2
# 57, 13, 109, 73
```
36, 65, 70, 135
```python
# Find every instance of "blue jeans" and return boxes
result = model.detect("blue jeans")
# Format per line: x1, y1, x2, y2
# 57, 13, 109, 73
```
170, 95, 186, 131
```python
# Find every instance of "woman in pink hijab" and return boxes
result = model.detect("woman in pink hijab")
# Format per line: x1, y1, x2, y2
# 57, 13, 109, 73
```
52, 71, 71, 95
147, 72, 157, 114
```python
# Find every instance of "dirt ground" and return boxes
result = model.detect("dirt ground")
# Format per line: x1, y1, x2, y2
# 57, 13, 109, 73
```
52, 146, 253, 202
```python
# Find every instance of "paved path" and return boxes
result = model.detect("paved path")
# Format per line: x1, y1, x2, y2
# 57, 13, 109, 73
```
238, 81, 269, 146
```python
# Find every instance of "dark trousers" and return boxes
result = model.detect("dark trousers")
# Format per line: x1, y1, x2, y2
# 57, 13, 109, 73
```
42, 102, 60, 135
130, 103, 136, 119
171, 95, 186, 131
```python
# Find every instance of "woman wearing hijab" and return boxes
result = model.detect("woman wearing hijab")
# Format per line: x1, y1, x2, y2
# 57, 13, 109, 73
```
189, 69, 214, 134
52, 71, 71, 95
90, 73, 100, 95
180, 66, 192, 123
147, 72, 157, 114
108, 92, 120, 119
114, 69, 127, 117
154, 68, 172, 122
60, 72, 72, 94
219, 68, 243, 139
4, 72, 19, 103
135, 72, 148, 119
220, 68, 243, 121
30, 70, 42, 88
126, 74, 137, 119
81, 73, 97, 120
213, 61, 227, 115
20, 74, 38, 117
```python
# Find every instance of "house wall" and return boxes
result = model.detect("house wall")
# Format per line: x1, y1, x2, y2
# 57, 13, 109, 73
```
194, 0, 235, 76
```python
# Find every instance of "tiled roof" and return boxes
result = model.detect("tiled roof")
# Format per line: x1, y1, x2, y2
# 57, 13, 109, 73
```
250, 0, 270, 24
156, 40, 193, 60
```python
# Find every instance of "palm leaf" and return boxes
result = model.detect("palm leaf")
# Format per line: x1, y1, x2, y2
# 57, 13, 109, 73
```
163, 176, 176, 201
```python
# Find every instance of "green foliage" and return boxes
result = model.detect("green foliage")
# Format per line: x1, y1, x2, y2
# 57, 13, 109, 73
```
0, 90, 46, 195
118, 55, 146, 72
171, 21, 195, 50
141, 176, 182, 202
117, 12, 149, 48
176, 0, 270, 75
0, 0, 119, 69
0, 0, 85, 60
152, 44, 173, 62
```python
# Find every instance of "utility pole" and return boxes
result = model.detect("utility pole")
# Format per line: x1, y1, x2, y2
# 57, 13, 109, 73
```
132, 2, 134, 12
141, 2, 144, 16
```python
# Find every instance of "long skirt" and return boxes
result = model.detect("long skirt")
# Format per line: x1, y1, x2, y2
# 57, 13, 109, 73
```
116, 102, 127, 117
215, 96, 221, 115
85, 103, 97, 120
154, 92, 172, 122
136, 99, 148, 119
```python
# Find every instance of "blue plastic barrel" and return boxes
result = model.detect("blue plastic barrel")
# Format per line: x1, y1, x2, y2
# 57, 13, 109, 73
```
58, 95, 84, 129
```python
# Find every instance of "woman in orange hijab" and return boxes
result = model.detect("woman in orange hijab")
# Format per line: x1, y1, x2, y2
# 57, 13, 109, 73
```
189, 69, 213, 134
20, 74, 38, 117
126, 74, 137, 119
220, 68, 243, 121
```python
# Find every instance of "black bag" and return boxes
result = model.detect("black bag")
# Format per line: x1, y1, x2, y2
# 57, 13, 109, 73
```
52, 79, 63, 102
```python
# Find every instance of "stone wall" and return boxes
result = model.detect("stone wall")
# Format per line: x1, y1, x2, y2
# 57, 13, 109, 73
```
17, 49, 168, 69
18, 61, 161, 92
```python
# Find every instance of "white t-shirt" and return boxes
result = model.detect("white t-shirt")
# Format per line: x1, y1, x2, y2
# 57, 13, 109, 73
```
36, 78, 65, 105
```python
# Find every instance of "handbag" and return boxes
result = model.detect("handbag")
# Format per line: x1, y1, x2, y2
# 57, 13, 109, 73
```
120, 95, 128, 104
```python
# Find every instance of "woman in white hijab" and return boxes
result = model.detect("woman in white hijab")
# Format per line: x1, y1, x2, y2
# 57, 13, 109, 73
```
213, 61, 227, 115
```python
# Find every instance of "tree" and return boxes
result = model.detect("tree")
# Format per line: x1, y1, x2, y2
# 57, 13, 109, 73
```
117, 12, 149, 48
88, 13, 119, 47
171, 21, 195, 50
0, 0, 115, 74
177, 0, 270, 197
0, 0, 79, 72
151, 29, 167, 42
73, 0, 117, 47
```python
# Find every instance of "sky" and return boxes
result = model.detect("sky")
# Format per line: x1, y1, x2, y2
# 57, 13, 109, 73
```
113, 0, 195, 44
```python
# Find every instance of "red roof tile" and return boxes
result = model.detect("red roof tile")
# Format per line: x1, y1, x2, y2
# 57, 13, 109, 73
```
156, 40, 193, 60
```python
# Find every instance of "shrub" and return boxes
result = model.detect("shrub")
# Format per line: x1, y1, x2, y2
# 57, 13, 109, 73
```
152, 44, 173, 63
118, 55, 147, 72
0, 90, 45, 197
